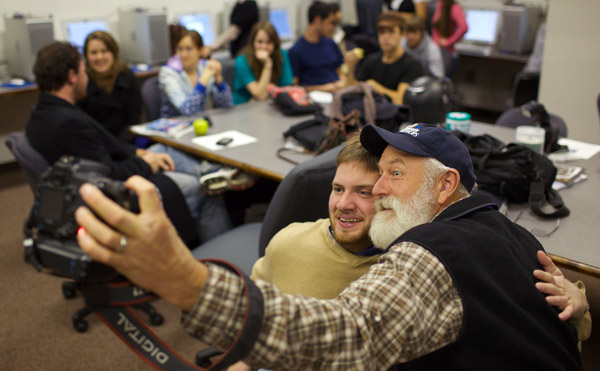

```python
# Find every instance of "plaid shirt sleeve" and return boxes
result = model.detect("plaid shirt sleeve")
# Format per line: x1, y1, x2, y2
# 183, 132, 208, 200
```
182, 241, 463, 370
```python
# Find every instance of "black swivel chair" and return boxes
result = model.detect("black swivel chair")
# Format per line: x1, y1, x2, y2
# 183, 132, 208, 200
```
5, 132, 163, 333
5, 132, 50, 191
192, 145, 342, 275
141, 76, 161, 121
495, 104, 568, 138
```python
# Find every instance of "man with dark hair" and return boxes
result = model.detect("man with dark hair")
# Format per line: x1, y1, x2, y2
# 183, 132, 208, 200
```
288, 1, 346, 92
347, 11, 424, 104
26, 41, 231, 243
402, 15, 445, 79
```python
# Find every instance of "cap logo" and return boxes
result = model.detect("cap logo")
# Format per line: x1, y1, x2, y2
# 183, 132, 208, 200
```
400, 124, 420, 137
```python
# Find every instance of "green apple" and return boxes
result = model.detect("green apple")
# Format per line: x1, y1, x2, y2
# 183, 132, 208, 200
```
193, 118, 209, 136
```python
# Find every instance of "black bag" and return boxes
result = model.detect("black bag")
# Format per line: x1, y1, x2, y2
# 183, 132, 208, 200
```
274, 92, 323, 116
454, 132, 570, 219
282, 112, 329, 152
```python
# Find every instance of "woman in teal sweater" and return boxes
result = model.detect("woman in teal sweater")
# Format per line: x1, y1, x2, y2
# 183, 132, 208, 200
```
233, 21, 293, 105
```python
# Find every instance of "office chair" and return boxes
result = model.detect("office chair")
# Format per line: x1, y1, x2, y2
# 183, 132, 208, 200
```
5, 132, 50, 192
141, 76, 161, 121
440, 47, 456, 78
511, 70, 540, 107
192, 145, 342, 275
5, 132, 164, 333
495, 103, 568, 138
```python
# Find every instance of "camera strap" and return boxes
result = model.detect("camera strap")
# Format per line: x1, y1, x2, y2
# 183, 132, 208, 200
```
87, 259, 262, 371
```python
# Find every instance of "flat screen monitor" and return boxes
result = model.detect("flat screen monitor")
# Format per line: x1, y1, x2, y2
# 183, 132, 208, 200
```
178, 13, 215, 46
463, 9, 501, 45
270, 9, 293, 40
65, 19, 108, 51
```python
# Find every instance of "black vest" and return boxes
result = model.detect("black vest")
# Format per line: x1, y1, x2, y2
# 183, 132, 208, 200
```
393, 194, 581, 371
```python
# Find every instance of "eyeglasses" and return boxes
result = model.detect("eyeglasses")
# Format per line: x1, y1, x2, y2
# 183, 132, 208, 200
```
512, 210, 561, 237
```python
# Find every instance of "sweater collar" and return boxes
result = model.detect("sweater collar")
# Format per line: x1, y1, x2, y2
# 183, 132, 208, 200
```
327, 225, 383, 256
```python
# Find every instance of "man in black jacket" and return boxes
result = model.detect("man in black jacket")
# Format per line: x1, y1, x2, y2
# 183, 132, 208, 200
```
26, 41, 231, 243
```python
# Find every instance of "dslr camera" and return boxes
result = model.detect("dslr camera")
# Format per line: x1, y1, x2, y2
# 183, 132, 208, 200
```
24, 156, 138, 282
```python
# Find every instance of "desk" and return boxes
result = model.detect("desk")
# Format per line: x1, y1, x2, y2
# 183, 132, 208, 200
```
469, 122, 600, 278
132, 101, 315, 182
454, 51, 529, 112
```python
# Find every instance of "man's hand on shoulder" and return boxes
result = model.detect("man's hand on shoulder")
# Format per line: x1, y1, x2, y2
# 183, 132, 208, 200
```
533, 251, 589, 321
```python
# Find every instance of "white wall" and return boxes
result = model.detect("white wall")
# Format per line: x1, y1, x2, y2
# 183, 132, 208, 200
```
538, 0, 600, 144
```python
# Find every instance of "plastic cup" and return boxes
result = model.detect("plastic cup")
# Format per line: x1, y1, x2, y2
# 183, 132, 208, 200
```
515, 126, 545, 154
445, 112, 471, 134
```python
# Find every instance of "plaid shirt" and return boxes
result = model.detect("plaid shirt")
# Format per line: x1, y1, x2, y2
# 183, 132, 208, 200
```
182, 241, 463, 370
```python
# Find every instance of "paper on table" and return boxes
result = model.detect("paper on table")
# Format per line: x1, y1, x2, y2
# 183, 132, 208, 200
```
309, 90, 333, 104
191, 130, 257, 151
548, 138, 600, 162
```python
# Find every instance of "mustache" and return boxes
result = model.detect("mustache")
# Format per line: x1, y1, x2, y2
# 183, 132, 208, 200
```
374, 196, 398, 212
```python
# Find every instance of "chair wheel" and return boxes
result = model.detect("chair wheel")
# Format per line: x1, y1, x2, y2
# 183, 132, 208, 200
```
73, 319, 88, 333
62, 284, 77, 299
150, 313, 164, 326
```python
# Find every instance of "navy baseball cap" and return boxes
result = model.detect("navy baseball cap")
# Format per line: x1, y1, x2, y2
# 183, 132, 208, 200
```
360, 124, 476, 192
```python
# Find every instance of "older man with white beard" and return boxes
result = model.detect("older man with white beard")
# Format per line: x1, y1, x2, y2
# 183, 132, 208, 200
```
74, 124, 587, 370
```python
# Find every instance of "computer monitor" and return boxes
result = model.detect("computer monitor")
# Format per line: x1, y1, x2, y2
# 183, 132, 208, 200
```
178, 13, 215, 46
64, 19, 108, 52
269, 8, 294, 41
118, 8, 170, 65
4, 14, 55, 81
463, 9, 501, 45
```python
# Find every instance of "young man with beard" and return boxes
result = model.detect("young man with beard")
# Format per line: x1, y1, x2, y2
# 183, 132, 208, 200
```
250, 134, 382, 299
346, 11, 424, 104
74, 125, 589, 370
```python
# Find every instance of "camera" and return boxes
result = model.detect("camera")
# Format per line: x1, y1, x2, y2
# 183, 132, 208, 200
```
24, 156, 138, 282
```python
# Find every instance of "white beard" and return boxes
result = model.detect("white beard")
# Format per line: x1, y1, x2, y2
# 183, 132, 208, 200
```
369, 185, 437, 249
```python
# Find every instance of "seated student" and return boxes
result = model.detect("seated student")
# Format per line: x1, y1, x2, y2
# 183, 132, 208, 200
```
159, 30, 233, 118
26, 41, 231, 243
401, 15, 445, 79
346, 11, 424, 104
233, 21, 293, 105
76, 128, 591, 370
288, 1, 346, 92
76, 31, 141, 142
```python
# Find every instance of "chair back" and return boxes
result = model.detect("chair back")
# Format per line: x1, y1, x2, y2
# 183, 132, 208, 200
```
495, 107, 568, 138
141, 76, 161, 121
5, 132, 50, 191
440, 47, 455, 78
258, 145, 341, 256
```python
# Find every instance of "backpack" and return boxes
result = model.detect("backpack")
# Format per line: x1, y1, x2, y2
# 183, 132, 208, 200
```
453, 132, 570, 219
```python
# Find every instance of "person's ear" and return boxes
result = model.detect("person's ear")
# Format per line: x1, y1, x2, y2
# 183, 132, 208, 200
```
436, 169, 460, 204
67, 68, 78, 86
